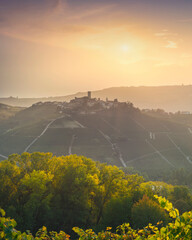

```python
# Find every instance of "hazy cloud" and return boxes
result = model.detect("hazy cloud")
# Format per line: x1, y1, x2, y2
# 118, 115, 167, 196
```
165, 41, 177, 49
155, 30, 178, 38
155, 32, 168, 37
0, 0, 117, 48
155, 62, 176, 67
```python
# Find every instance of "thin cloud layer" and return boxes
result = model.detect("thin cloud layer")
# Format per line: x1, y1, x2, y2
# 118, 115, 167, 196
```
165, 41, 178, 49
1, 0, 191, 46
0, 0, 119, 48
1, 0, 192, 97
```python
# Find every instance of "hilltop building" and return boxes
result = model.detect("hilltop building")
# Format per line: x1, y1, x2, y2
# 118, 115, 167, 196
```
61, 90, 135, 114
88, 91, 91, 99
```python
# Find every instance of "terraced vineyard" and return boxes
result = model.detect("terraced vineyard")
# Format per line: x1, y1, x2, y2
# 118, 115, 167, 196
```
0, 102, 192, 176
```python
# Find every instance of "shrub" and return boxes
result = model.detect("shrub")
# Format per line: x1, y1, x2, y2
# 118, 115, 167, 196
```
131, 195, 169, 229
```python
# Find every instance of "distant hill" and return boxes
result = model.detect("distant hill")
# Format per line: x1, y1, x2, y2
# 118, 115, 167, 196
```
1, 85, 192, 112
92, 85, 192, 112
0, 103, 23, 122
1, 101, 192, 179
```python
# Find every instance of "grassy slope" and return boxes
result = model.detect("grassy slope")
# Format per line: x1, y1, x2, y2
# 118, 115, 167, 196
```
0, 103, 62, 157
0, 103, 23, 122
1, 104, 192, 175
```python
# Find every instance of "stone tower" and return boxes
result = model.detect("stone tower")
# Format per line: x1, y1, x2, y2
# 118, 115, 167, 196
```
88, 91, 91, 99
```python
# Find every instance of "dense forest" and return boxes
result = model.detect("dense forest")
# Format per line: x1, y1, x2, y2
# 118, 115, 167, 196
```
0, 153, 192, 239
1, 195, 192, 239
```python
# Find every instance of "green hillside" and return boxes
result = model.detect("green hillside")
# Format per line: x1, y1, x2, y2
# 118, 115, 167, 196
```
0, 101, 192, 177
0, 103, 23, 122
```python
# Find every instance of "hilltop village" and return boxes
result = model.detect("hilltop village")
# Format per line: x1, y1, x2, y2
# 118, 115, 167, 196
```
33, 91, 136, 115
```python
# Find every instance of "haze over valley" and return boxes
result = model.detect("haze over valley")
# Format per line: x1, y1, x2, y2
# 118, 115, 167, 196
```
1, 85, 192, 112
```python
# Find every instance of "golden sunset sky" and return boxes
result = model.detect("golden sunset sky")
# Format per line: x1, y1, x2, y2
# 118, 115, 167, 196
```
1, 0, 192, 97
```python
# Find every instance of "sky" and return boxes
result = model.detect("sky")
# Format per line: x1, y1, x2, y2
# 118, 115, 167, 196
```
1, 0, 192, 97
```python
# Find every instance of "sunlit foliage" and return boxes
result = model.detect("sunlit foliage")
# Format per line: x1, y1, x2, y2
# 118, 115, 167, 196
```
0, 152, 192, 237
1, 196, 192, 239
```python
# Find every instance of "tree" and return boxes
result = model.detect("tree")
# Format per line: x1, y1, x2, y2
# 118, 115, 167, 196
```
131, 195, 169, 229
101, 196, 132, 230
18, 170, 53, 232
49, 155, 100, 232
0, 160, 21, 207
94, 164, 127, 224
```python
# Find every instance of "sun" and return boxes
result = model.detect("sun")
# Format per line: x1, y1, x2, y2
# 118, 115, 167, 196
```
121, 44, 130, 52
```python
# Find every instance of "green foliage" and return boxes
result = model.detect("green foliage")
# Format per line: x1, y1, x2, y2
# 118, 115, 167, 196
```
171, 186, 192, 204
131, 195, 169, 229
0, 209, 70, 239
100, 196, 132, 230
0, 152, 192, 238
0, 153, 145, 234
140, 181, 173, 199
1, 195, 192, 239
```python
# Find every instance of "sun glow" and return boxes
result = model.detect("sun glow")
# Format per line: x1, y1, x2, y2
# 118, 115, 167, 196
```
121, 44, 130, 53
